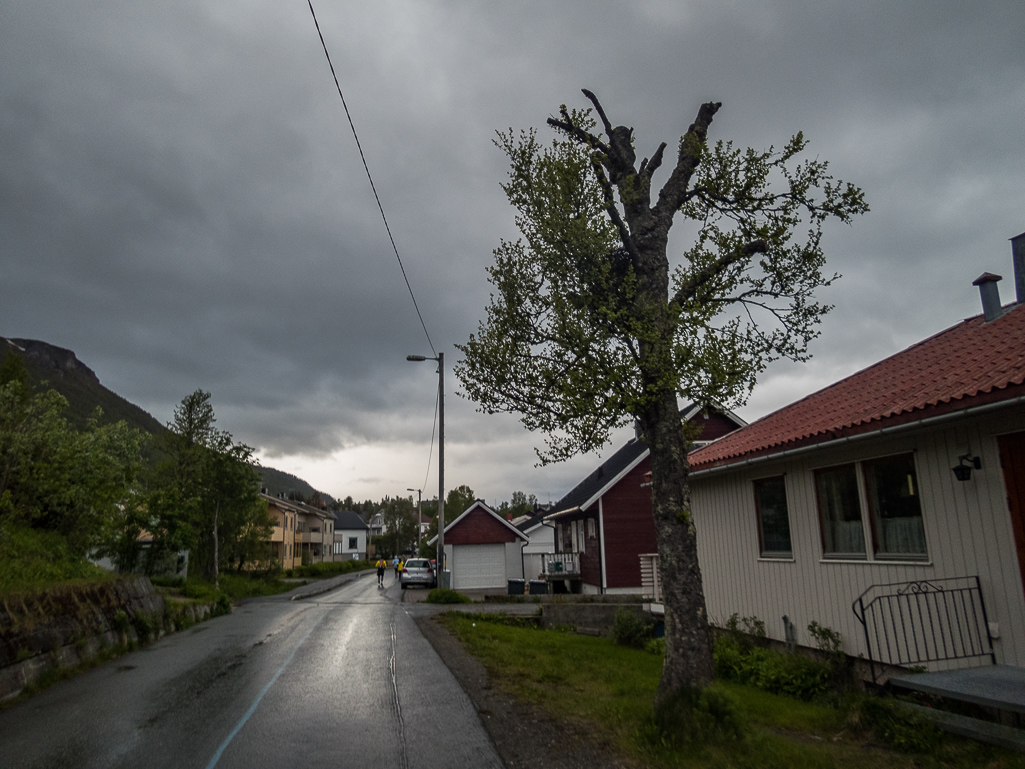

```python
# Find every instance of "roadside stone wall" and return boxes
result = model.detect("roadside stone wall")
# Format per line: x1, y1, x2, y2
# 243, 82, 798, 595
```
540, 601, 653, 636
0, 575, 212, 702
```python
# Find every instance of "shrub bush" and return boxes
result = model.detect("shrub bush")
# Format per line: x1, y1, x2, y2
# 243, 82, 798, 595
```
713, 636, 832, 700
645, 637, 665, 656
612, 607, 653, 649
851, 695, 941, 753
638, 687, 744, 750
425, 588, 471, 604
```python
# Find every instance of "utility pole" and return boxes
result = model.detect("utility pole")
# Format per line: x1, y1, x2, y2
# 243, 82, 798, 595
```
406, 351, 445, 587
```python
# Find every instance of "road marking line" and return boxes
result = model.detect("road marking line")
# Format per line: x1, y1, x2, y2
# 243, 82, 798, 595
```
204, 610, 330, 769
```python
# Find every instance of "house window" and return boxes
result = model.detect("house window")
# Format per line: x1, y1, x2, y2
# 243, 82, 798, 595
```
815, 464, 866, 557
753, 476, 792, 558
863, 453, 926, 558
349, 537, 358, 549
814, 453, 928, 561
586, 518, 596, 539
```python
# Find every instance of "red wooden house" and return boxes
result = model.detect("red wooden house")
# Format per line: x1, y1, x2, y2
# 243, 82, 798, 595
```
544, 404, 745, 594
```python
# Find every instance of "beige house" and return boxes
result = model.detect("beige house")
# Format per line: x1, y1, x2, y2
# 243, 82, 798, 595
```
262, 493, 303, 570
687, 256, 1025, 678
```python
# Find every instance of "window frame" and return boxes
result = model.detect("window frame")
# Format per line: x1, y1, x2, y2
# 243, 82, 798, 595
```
861, 452, 928, 561
813, 452, 929, 562
814, 462, 867, 559
753, 475, 793, 559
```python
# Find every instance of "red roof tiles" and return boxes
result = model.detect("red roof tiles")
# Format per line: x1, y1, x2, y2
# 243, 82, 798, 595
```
690, 304, 1025, 470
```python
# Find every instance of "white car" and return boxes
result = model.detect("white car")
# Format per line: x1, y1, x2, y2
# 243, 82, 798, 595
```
399, 558, 436, 589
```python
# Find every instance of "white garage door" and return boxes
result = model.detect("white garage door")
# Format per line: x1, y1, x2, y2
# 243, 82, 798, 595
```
453, 544, 506, 589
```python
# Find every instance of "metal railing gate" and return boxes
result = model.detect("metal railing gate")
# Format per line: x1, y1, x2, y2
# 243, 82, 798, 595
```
852, 576, 996, 682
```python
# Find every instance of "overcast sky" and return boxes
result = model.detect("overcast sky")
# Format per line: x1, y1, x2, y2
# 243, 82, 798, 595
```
3, 1, 1024, 507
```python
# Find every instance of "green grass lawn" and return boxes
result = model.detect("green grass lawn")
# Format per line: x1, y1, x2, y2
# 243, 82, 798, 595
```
439, 613, 1025, 769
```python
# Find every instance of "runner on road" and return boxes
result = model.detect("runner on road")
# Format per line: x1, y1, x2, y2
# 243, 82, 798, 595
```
375, 557, 387, 587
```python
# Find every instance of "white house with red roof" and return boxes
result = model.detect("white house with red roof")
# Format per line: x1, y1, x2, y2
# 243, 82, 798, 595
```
687, 234, 1025, 678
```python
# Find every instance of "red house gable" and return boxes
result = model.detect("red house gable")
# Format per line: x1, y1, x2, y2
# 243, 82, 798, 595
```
445, 503, 524, 545
599, 457, 656, 589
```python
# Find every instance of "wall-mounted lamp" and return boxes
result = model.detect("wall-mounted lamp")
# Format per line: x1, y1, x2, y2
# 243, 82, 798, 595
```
952, 452, 982, 482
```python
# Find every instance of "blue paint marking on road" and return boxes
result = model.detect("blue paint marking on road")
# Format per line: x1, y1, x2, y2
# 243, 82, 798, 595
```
205, 610, 328, 769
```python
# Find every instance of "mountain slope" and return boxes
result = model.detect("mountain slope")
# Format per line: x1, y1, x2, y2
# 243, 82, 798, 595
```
0, 337, 332, 503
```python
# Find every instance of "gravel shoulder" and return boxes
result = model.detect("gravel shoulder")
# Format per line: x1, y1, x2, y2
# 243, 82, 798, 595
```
413, 613, 636, 769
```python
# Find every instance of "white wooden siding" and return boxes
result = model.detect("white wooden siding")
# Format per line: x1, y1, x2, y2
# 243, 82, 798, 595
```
690, 408, 1025, 668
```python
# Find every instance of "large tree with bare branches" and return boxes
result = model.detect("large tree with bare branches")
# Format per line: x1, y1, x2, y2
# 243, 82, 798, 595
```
456, 91, 866, 697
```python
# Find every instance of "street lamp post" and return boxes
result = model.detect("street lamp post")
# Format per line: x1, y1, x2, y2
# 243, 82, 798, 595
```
407, 487, 422, 555
406, 351, 444, 588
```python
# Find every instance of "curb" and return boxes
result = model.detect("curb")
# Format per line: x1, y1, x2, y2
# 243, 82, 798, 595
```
289, 569, 375, 601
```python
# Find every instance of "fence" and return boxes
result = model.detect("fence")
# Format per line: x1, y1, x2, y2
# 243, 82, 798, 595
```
852, 576, 996, 681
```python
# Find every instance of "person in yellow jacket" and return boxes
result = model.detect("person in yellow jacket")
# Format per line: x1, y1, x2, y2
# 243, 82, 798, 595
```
375, 558, 387, 587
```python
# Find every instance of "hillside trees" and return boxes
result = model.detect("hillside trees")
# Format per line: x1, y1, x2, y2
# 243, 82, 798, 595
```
0, 353, 145, 586
456, 91, 866, 698
147, 390, 272, 583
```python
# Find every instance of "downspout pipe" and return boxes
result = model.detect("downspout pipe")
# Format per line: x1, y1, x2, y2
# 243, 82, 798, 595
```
690, 394, 1025, 479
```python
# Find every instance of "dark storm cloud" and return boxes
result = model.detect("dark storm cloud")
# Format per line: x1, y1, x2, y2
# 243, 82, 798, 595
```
2, 0, 1023, 501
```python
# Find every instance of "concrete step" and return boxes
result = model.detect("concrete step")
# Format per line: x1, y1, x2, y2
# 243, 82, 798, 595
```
899, 702, 1025, 752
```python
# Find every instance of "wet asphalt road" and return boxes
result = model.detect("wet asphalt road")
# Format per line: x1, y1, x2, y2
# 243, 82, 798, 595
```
0, 574, 503, 769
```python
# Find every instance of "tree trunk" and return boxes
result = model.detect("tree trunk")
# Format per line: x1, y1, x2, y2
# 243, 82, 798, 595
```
633, 226, 714, 699
641, 390, 714, 700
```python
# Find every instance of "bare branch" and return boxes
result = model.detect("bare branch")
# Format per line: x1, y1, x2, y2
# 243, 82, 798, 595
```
639, 142, 667, 183
546, 110, 611, 157
654, 101, 721, 221
581, 89, 613, 137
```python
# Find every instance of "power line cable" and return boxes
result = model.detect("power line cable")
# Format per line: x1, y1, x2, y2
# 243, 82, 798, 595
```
306, 0, 436, 356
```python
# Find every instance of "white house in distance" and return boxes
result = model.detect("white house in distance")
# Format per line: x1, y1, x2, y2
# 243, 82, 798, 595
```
687, 236, 1025, 678
331, 510, 369, 560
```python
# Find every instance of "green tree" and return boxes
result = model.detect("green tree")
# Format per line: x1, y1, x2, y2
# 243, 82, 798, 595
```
445, 484, 477, 518
0, 369, 144, 559
149, 390, 271, 584
501, 490, 537, 519
380, 495, 418, 556
456, 91, 866, 698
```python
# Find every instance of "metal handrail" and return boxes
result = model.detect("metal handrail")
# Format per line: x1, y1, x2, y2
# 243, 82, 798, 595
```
852, 576, 995, 681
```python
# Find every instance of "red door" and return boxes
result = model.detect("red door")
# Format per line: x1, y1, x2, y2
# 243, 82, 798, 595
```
998, 431, 1025, 596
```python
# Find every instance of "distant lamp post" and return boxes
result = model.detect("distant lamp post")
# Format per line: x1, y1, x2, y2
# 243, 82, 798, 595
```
407, 352, 445, 587
407, 487, 422, 555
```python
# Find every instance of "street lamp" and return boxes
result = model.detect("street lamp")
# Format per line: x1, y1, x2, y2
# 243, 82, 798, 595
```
406, 352, 445, 587
407, 487, 422, 555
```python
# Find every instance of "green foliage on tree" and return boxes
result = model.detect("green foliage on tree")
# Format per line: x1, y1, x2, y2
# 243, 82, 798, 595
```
147, 390, 272, 584
499, 490, 538, 519
0, 353, 146, 589
456, 91, 866, 698
445, 484, 477, 518
380, 495, 418, 556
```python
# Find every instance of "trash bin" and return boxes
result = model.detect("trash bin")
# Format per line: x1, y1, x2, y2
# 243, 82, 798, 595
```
442, 570, 451, 590
507, 578, 525, 595
528, 579, 548, 595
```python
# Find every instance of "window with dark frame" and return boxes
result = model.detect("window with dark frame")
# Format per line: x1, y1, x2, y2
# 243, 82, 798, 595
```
753, 476, 793, 557
815, 463, 866, 557
348, 536, 358, 550
863, 453, 927, 558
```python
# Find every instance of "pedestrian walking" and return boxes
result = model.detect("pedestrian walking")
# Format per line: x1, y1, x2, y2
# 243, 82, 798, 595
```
392, 556, 399, 577
376, 557, 387, 587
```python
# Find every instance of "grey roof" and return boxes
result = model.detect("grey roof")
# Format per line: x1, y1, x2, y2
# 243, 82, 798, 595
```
515, 512, 548, 533
332, 510, 370, 531
547, 438, 648, 517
